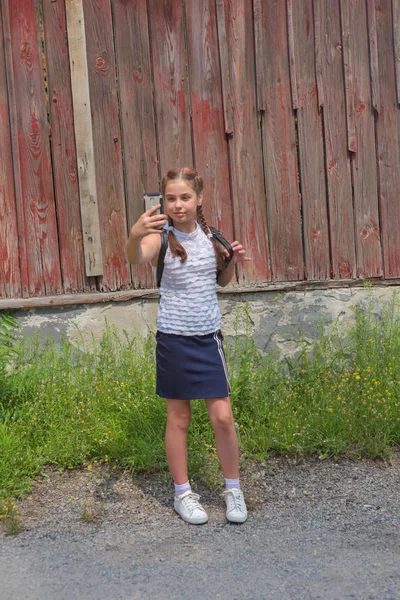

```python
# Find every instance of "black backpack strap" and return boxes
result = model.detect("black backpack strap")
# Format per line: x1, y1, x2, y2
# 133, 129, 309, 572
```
156, 230, 168, 288
209, 227, 233, 263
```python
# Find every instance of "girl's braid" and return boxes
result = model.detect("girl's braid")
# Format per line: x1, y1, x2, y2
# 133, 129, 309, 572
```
197, 205, 228, 272
196, 204, 212, 237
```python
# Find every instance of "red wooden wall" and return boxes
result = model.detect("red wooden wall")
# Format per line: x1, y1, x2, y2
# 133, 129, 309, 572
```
1, 0, 399, 299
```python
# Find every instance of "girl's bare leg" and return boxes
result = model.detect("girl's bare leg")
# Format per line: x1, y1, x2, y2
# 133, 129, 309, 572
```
205, 397, 239, 479
165, 399, 192, 484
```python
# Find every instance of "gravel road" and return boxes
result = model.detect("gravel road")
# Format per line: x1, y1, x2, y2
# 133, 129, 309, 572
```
1, 454, 399, 600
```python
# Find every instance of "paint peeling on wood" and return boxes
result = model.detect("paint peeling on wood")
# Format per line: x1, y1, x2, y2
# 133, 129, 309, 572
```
147, 0, 193, 171
314, 0, 356, 280
217, 0, 270, 282
2, 0, 400, 299
367, 0, 380, 111
0, 6, 21, 298
83, 0, 130, 290
42, 0, 95, 293
340, 0, 357, 153
3, 0, 62, 296
255, 0, 303, 281
375, 0, 400, 277
344, 0, 382, 278
113, 0, 159, 289
286, 0, 299, 110
291, 0, 330, 280
393, 0, 400, 105
185, 0, 233, 240
215, 0, 234, 132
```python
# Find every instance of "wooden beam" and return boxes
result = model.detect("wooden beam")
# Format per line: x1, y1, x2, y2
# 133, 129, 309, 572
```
2, 278, 400, 310
65, 0, 103, 276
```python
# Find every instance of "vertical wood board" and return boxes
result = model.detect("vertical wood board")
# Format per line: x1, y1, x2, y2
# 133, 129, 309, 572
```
215, 0, 234, 133
83, 0, 130, 291
3, 0, 62, 296
291, 0, 330, 280
185, 0, 233, 240
340, 0, 357, 153
42, 0, 94, 293
113, 0, 159, 289
375, 0, 400, 277
313, 0, 325, 109
65, 0, 104, 277
313, 0, 356, 279
147, 0, 193, 172
255, 0, 303, 281
0, 4, 21, 298
345, 0, 382, 278
393, 0, 400, 105
367, 0, 380, 110
217, 0, 270, 282
286, 0, 299, 110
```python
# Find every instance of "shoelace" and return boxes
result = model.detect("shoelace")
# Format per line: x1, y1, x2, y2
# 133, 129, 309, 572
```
181, 493, 202, 514
225, 490, 245, 512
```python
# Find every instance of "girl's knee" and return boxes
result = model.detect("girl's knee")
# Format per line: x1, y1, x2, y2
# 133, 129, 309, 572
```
167, 409, 192, 432
210, 410, 234, 432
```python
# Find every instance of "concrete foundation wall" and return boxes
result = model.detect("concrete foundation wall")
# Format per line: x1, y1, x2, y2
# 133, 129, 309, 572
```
12, 286, 399, 357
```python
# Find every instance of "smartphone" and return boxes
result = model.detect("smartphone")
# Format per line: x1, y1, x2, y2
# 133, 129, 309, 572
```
144, 192, 163, 214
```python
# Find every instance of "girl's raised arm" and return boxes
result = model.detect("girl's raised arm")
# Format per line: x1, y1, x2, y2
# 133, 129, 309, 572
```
126, 204, 166, 265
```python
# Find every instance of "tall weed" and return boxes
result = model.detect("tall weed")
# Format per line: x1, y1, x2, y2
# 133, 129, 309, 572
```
0, 295, 399, 504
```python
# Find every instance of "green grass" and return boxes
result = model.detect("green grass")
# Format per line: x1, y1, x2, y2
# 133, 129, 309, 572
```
0, 294, 399, 507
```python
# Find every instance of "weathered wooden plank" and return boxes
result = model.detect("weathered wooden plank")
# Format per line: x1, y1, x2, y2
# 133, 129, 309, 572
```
216, 0, 270, 282
5, 275, 400, 310
393, 0, 400, 105
42, 0, 94, 293
65, 0, 103, 278
345, 0, 382, 278
3, 0, 62, 297
147, 0, 193, 172
185, 0, 233, 240
291, 0, 330, 280
375, 0, 400, 277
313, 0, 325, 109
113, 0, 159, 289
215, 0, 234, 132
83, 0, 130, 291
255, 0, 303, 281
340, 0, 357, 153
313, 0, 356, 279
0, 5, 21, 298
286, 0, 298, 110
367, 0, 380, 110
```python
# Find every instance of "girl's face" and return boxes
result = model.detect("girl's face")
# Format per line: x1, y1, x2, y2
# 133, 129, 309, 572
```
164, 179, 202, 232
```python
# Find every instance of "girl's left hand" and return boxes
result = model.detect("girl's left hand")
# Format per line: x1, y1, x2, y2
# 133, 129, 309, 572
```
230, 241, 251, 264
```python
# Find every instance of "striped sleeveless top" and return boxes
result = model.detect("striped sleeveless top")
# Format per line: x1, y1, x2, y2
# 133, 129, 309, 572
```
155, 223, 221, 336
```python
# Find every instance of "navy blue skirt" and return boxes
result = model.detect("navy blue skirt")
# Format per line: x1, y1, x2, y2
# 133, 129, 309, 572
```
156, 330, 230, 400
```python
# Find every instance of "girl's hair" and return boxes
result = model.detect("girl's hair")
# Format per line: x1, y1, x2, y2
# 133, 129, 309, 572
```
161, 167, 227, 272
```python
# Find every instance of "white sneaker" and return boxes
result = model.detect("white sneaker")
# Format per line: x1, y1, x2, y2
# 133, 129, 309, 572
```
174, 491, 208, 525
223, 488, 248, 523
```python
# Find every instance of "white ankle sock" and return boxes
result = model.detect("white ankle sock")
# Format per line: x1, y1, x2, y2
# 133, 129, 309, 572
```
174, 481, 191, 497
225, 477, 240, 490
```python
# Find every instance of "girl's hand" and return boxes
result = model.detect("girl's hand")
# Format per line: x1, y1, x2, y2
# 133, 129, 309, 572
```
230, 241, 251, 264
129, 205, 167, 240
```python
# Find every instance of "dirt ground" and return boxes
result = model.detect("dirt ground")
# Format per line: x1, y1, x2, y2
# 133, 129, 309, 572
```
1, 453, 399, 599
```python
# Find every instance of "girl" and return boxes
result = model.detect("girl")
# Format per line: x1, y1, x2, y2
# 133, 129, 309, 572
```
126, 167, 250, 525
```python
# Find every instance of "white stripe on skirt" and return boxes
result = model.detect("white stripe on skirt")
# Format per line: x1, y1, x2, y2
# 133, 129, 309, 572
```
213, 332, 231, 396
